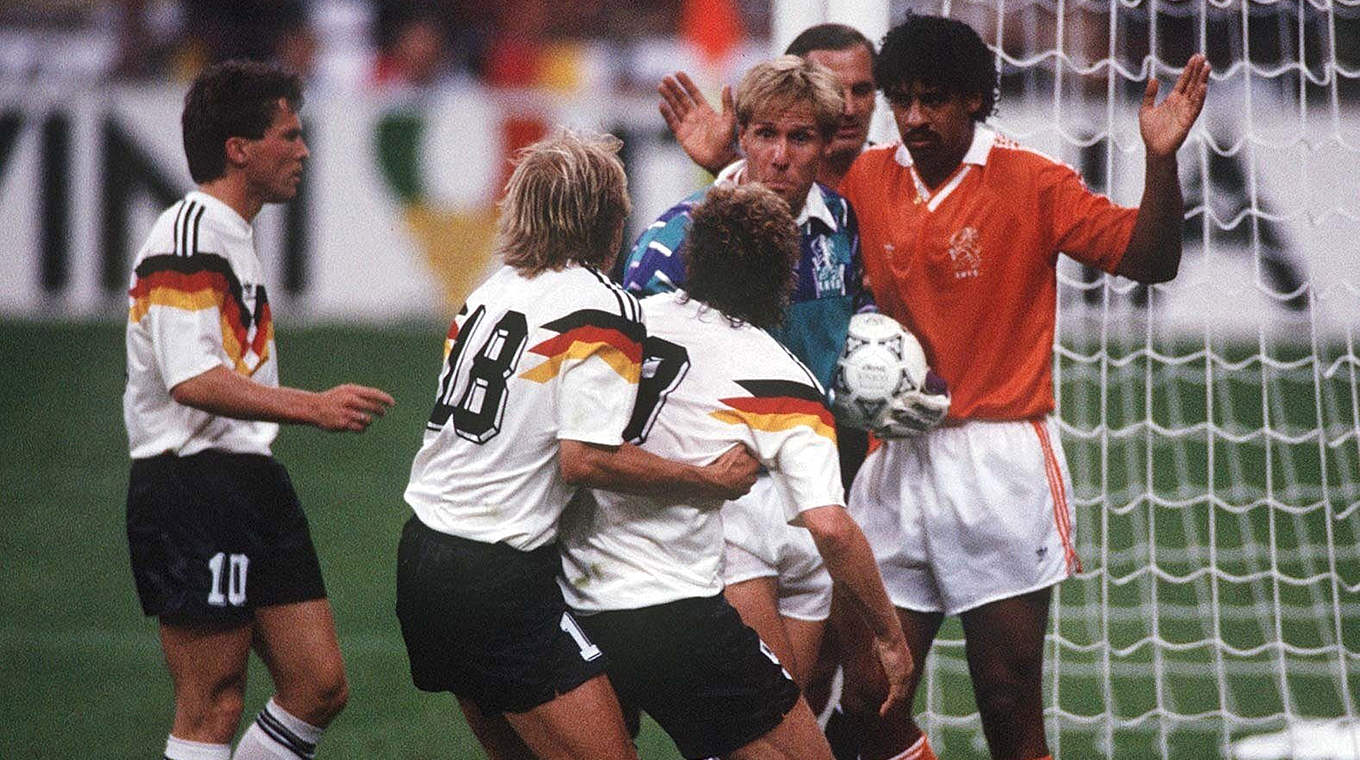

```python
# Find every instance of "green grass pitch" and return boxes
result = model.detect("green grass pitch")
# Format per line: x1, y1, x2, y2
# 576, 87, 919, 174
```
2, 319, 1354, 758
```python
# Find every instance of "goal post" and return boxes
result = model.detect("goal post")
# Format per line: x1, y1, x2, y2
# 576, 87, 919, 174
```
769, 1, 1360, 757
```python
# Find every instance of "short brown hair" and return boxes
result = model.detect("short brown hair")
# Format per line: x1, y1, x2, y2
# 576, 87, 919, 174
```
182, 60, 304, 184
734, 55, 843, 141
683, 184, 799, 330
498, 128, 631, 275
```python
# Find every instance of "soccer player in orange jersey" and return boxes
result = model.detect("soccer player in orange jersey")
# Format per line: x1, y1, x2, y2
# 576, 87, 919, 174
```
830, 15, 1210, 760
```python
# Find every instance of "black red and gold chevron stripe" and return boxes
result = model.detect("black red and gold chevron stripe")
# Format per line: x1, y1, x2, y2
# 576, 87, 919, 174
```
128, 253, 272, 375
711, 379, 836, 441
519, 309, 645, 384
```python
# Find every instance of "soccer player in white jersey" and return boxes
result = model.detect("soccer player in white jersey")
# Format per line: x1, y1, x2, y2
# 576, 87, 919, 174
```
124, 61, 395, 760
558, 184, 911, 760
397, 129, 761, 760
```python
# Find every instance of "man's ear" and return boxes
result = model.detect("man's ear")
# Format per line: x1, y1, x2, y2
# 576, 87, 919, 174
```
965, 92, 985, 120
223, 135, 250, 169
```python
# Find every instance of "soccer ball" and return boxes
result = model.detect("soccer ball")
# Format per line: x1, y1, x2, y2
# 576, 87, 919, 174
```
830, 312, 929, 430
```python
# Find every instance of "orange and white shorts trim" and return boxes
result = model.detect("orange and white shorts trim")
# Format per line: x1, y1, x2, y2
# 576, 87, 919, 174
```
847, 416, 1081, 616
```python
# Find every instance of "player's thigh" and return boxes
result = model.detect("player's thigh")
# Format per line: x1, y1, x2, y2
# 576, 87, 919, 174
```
781, 616, 826, 694
724, 576, 801, 684
958, 586, 1051, 690
723, 697, 831, 760
502, 674, 637, 760
252, 598, 347, 703
159, 618, 254, 739
457, 696, 543, 760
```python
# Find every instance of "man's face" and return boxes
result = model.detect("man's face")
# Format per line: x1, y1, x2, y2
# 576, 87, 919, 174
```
241, 99, 309, 203
738, 103, 825, 216
805, 45, 875, 159
886, 82, 980, 176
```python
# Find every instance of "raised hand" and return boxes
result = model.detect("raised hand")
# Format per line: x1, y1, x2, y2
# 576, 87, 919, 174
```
312, 384, 395, 432
658, 71, 739, 175
1140, 53, 1211, 159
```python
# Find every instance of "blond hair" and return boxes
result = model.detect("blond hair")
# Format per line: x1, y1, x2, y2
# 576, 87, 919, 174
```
498, 128, 631, 275
734, 55, 844, 140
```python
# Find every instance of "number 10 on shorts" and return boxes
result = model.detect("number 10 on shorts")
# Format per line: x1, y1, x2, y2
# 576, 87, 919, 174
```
207, 552, 248, 607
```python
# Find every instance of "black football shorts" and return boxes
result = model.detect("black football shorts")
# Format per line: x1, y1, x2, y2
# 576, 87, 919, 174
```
126, 450, 326, 624
575, 593, 801, 759
395, 516, 607, 715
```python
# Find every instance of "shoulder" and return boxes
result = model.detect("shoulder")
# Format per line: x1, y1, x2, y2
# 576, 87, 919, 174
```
986, 134, 1078, 181
557, 266, 644, 324
634, 192, 704, 246
841, 144, 902, 198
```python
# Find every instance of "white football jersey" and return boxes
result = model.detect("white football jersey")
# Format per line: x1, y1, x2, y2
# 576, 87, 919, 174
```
405, 264, 644, 551
124, 191, 278, 459
560, 292, 845, 612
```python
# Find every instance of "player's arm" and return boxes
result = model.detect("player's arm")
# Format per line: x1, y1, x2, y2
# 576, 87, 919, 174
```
171, 365, 394, 432
800, 504, 913, 717
658, 71, 739, 175
1116, 53, 1211, 284
559, 439, 758, 500
620, 212, 691, 296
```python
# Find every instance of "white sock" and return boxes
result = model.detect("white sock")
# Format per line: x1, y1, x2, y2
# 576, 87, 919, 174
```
164, 735, 231, 760
230, 699, 323, 759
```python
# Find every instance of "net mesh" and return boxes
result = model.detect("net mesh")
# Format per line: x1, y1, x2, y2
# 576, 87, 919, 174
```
879, 1, 1360, 757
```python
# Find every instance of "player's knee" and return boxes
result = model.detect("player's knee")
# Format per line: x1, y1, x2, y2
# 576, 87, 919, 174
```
972, 671, 1030, 723
308, 668, 349, 723
279, 664, 349, 725
177, 685, 247, 739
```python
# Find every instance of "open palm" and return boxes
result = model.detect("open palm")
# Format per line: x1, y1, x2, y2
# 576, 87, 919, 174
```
658, 71, 738, 174
1139, 53, 1211, 158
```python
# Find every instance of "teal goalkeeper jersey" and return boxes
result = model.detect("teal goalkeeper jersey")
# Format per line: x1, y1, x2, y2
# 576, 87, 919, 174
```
620, 170, 873, 393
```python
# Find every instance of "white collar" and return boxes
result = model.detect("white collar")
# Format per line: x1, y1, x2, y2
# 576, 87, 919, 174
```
893, 124, 997, 169
186, 190, 253, 236
715, 159, 838, 231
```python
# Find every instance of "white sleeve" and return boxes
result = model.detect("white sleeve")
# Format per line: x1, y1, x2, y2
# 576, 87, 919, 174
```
554, 307, 647, 445
768, 424, 845, 524
718, 378, 845, 523
129, 251, 234, 390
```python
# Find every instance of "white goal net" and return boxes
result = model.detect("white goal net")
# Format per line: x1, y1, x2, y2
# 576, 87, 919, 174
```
799, 1, 1360, 757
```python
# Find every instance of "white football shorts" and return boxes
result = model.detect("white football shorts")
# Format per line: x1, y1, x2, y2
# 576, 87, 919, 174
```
847, 416, 1081, 616
722, 474, 833, 622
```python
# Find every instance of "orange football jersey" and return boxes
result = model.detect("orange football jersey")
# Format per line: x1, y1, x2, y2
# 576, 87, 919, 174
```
840, 127, 1137, 420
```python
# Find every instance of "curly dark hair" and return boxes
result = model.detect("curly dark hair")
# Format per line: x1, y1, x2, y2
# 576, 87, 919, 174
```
683, 184, 799, 331
182, 60, 304, 183
874, 15, 998, 122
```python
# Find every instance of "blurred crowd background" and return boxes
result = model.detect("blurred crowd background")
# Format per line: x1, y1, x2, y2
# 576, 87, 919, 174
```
2, 1, 1357, 100
0, 0, 774, 95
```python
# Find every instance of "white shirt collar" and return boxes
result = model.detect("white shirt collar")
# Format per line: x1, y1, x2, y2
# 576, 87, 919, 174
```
714, 159, 838, 231
893, 124, 997, 169
186, 190, 254, 236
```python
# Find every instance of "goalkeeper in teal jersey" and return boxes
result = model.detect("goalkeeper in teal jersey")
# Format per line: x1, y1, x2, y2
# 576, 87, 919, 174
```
620, 56, 874, 397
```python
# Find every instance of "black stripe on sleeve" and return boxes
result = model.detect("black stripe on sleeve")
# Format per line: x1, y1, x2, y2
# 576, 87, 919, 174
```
733, 379, 826, 404
189, 203, 205, 256
172, 200, 187, 256
540, 308, 645, 344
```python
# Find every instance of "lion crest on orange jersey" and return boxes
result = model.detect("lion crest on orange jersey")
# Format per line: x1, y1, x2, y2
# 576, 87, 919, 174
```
947, 226, 981, 279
